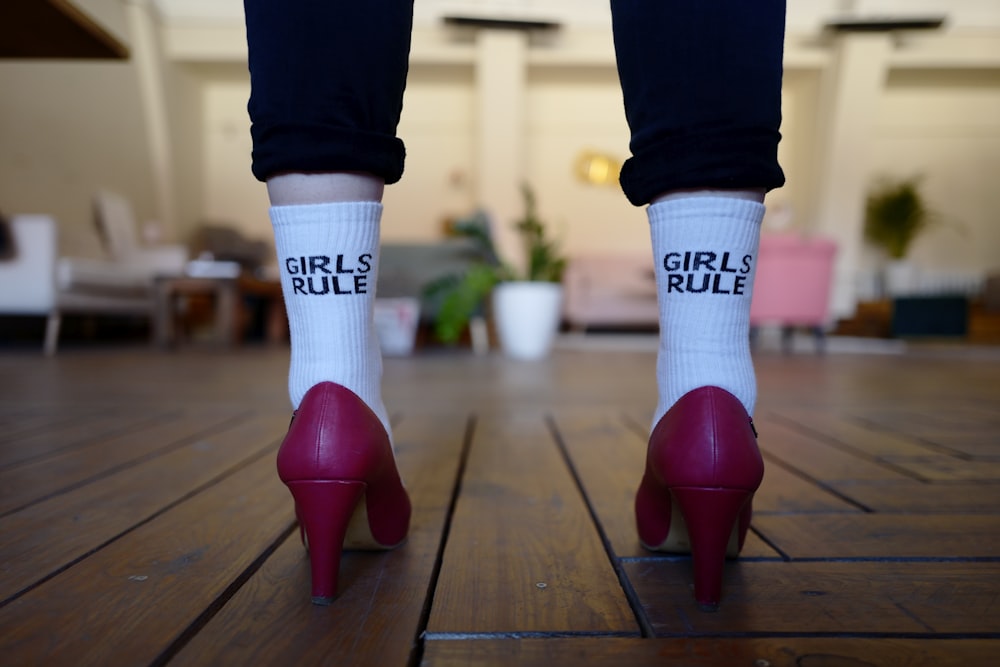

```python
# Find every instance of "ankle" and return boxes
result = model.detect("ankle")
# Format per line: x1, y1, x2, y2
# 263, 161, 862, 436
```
267, 172, 384, 205
652, 188, 765, 205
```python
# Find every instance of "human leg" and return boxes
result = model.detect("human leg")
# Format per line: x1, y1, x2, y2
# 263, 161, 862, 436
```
244, 0, 414, 603
246, 0, 413, 430
245, 0, 412, 184
611, 0, 785, 204
610, 0, 786, 610
612, 0, 785, 419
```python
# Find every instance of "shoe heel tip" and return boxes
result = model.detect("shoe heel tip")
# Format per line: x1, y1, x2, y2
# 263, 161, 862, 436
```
698, 602, 720, 613
311, 595, 336, 606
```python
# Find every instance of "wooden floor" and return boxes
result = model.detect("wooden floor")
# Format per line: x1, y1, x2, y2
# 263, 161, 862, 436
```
1, 339, 998, 666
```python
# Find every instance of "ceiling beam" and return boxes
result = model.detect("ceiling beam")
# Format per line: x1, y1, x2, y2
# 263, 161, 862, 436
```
0, 0, 128, 59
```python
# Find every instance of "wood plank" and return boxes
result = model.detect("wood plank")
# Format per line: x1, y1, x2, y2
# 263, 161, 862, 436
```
0, 410, 169, 468
552, 410, 783, 561
0, 349, 289, 411
169, 413, 469, 667
926, 435, 1000, 464
0, 410, 244, 515
858, 405, 1000, 439
549, 410, 646, 559
0, 408, 102, 443
755, 455, 863, 514
754, 514, 1000, 558
623, 560, 1000, 634
426, 412, 638, 635
772, 408, 947, 457
921, 433, 1000, 459
0, 447, 289, 666
383, 347, 658, 418
0, 413, 287, 602
422, 637, 1000, 666
755, 416, 914, 483
828, 479, 1000, 513
875, 455, 1000, 481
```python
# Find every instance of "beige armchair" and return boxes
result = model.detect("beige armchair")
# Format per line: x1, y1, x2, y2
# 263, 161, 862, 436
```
92, 190, 187, 277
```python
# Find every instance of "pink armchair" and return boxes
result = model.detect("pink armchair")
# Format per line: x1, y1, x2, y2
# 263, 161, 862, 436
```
562, 254, 658, 331
750, 233, 837, 351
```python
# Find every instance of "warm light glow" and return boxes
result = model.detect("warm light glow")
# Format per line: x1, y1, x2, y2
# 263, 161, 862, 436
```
574, 150, 621, 187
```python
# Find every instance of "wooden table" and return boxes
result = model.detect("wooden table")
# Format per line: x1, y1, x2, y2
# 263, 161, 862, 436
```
236, 273, 287, 345
152, 276, 239, 348
153, 274, 287, 348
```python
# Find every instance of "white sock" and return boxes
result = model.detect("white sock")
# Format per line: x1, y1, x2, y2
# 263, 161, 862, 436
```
648, 195, 764, 428
270, 201, 391, 438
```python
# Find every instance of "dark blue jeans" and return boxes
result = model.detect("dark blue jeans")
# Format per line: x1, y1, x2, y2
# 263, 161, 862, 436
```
245, 1, 785, 205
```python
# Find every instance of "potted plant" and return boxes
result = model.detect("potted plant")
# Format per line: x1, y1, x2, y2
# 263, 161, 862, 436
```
863, 176, 932, 296
426, 184, 567, 359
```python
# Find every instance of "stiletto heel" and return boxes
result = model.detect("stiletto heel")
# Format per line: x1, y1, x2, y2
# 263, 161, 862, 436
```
287, 480, 367, 604
635, 386, 763, 611
277, 382, 411, 604
670, 486, 754, 612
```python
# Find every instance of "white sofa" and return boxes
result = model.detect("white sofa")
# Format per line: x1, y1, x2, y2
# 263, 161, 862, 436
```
0, 194, 187, 354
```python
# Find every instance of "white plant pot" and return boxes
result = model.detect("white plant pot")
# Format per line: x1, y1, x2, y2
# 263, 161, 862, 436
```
373, 297, 421, 356
884, 260, 918, 297
492, 281, 563, 360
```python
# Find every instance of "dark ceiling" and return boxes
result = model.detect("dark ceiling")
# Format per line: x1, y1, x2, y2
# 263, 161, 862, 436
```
0, 0, 128, 59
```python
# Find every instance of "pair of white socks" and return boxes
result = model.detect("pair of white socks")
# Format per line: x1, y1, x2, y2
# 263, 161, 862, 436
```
271, 195, 762, 435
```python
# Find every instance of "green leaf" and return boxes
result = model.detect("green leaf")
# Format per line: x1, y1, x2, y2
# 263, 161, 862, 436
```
432, 265, 500, 343
864, 176, 931, 260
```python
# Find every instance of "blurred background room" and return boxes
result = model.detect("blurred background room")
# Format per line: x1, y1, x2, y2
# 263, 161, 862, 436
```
1, 0, 999, 354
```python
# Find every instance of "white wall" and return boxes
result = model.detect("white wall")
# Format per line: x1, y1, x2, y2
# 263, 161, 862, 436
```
523, 64, 643, 256
200, 65, 268, 241
0, 59, 157, 257
0, 0, 205, 257
871, 68, 1000, 272
164, 60, 206, 242
383, 64, 478, 241
771, 69, 823, 232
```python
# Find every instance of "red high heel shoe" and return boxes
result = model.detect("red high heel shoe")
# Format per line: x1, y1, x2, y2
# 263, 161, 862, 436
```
277, 382, 411, 604
635, 386, 763, 611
